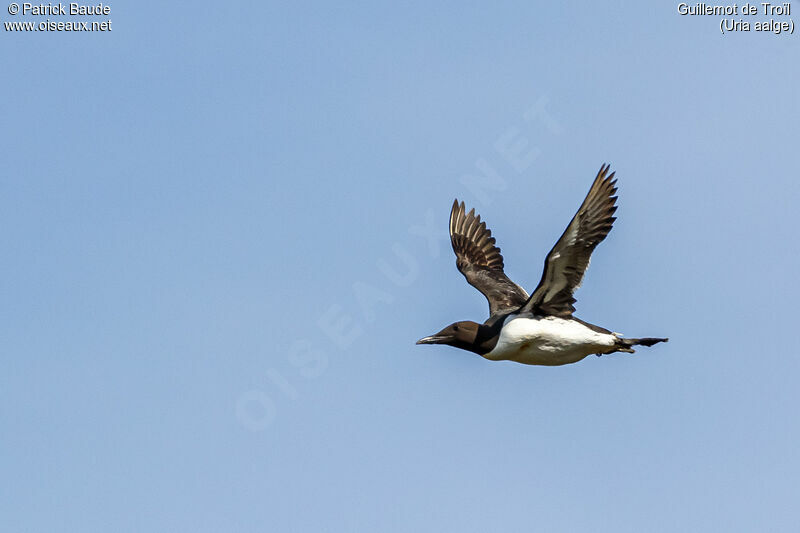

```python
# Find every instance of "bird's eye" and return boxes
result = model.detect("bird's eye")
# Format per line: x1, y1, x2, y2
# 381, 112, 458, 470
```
453, 325, 459, 331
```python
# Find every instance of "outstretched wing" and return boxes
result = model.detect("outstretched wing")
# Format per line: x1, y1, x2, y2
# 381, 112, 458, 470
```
449, 200, 528, 317
520, 164, 619, 317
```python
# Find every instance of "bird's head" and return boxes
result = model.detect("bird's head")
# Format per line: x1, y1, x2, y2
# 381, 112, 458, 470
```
416, 321, 483, 352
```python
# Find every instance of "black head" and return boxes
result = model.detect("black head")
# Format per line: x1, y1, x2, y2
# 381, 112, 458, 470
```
416, 320, 497, 355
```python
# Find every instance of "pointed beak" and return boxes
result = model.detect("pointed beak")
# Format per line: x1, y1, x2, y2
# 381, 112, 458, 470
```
416, 335, 451, 345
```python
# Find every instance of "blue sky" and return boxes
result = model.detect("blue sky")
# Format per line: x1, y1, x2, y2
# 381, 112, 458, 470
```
2, 2, 799, 532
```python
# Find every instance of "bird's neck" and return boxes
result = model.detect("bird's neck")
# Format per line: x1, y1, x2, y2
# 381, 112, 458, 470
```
463, 319, 504, 355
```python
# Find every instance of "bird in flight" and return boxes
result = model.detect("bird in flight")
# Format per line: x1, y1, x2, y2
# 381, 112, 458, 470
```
417, 164, 667, 366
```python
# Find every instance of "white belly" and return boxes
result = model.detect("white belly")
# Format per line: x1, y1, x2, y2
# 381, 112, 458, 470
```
483, 314, 616, 366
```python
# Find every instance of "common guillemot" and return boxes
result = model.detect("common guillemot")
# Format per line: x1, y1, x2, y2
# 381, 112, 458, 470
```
417, 164, 667, 366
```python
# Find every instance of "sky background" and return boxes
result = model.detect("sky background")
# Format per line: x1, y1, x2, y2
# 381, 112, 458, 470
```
2, 2, 799, 532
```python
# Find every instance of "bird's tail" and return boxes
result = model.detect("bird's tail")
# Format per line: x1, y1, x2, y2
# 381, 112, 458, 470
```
614, 336, 669, 353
